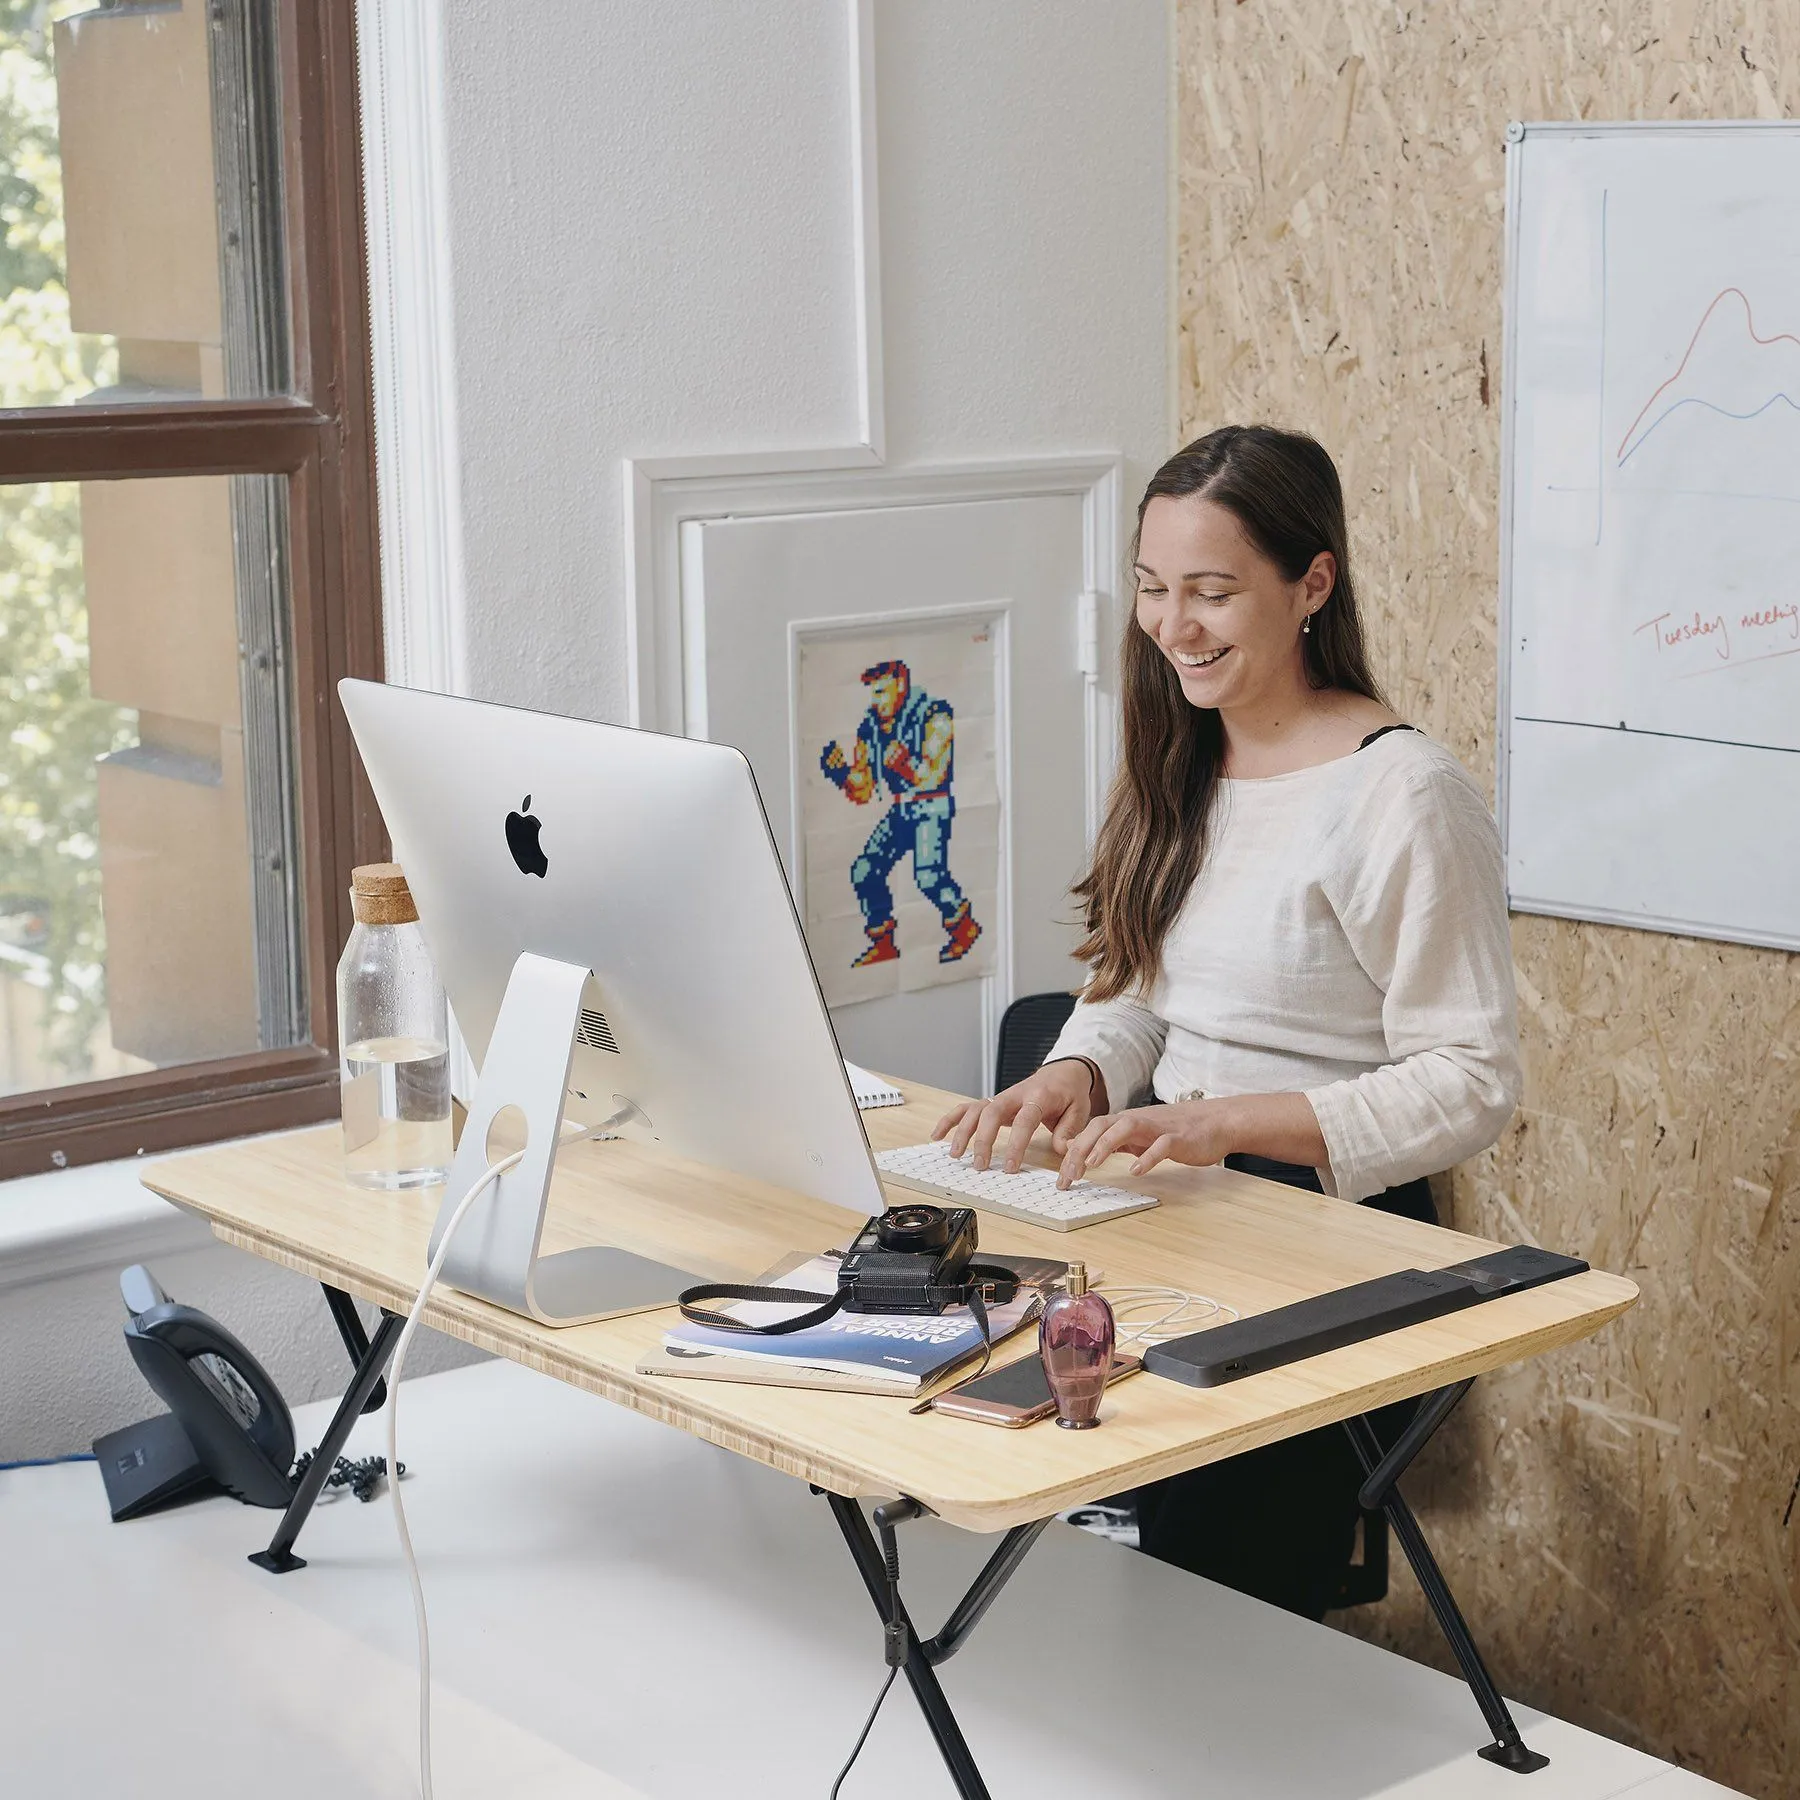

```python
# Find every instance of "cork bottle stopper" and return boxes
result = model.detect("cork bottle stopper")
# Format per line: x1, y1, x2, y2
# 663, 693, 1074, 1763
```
350, 862, 420, 926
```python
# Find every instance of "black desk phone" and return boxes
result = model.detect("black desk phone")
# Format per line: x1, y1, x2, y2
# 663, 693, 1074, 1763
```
93, 1265, 297, 1520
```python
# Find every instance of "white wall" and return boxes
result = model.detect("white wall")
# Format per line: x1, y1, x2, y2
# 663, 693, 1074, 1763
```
440, 0, 862, 716
873, 3, 1170, 475
0, 0, 1170, 1459
428, 0, 1170, 722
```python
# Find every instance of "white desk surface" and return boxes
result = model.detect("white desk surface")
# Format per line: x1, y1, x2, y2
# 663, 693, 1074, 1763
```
1, 1359, 1743, 1800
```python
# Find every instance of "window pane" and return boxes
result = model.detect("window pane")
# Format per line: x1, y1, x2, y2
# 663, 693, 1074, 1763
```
0, 473, 305, 1096
0, 1, 288, 408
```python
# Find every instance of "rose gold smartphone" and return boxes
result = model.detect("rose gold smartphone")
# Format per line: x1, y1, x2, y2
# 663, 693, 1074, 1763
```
928, 1352, 1143, 1427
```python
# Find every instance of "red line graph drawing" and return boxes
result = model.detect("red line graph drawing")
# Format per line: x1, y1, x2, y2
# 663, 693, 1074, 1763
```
1615, 286, 1800, 464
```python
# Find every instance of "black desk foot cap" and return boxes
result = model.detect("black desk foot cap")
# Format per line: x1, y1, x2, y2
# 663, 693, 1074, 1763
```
248, 1548, 307, 1575
1479, 1741, 1550, 1774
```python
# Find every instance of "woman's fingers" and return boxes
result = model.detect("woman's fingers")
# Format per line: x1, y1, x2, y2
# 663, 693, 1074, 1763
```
1129, 1133, 1175, 1176
1047, 1096, 1091, 1154
932, 1104, 970, 1143
942, 1069, 1111, 1178
1082, 1114, 1146, 1169
1001, 1100, 1046, 1173
935, 1102, 983, 1151
1058, 1111, 1173, 1186
956, 1103, 1000, 1162
942, 1101, 996, 1158
1056, 1115, 1115, 1187
965, 1099, 1016, 1169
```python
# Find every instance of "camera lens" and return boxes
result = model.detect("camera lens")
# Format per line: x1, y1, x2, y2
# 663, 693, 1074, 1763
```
876, 1203, 951, 1252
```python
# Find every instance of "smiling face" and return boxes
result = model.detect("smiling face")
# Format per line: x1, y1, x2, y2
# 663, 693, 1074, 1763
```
1133, 494, 1334, 715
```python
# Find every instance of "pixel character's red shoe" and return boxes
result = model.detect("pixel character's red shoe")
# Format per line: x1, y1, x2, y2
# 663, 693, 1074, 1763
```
853, 919, 899, 967
939, 900, 982, 963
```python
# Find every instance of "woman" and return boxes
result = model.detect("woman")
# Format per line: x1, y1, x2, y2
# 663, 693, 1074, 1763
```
934, 424, 1521, 1620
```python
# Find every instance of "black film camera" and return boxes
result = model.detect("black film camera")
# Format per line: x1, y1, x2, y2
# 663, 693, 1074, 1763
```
839, 1203, 985, 1315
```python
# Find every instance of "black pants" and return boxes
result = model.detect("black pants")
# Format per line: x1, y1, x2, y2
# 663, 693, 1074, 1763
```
1130, 1154, 1437, 1622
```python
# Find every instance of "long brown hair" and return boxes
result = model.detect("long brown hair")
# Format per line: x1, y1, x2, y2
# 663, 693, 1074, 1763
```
1073, 425, 1386, 1002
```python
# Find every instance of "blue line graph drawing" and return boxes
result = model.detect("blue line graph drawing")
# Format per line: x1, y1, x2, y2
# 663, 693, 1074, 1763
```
1618, 390, 1800, 467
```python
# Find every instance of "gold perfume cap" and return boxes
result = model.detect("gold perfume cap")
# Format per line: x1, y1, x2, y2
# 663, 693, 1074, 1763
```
350, 862, 419, 926
1066, 1260, 1088, 1296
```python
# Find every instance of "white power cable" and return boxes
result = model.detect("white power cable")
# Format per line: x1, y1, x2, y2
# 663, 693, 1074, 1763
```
385, 1109, 630, 1800
1097, 1283, 1240, 1347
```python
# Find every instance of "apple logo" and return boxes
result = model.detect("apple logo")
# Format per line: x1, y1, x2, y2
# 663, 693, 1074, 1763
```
505, 795, 548, 878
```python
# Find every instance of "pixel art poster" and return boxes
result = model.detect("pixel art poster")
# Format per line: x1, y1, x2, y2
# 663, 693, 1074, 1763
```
795, 611, 1001, 1008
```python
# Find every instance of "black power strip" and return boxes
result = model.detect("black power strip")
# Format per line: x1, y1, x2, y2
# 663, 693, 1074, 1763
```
1143, 1246, 1589, 1389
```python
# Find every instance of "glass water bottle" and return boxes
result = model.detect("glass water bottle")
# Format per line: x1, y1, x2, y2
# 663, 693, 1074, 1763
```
337, 863, 452, 1190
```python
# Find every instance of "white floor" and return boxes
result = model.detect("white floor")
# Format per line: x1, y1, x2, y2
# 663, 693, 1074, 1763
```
0, 1359, 1744, 1800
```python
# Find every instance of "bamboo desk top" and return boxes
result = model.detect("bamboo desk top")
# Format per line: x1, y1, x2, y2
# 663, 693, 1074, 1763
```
144, 1080, 1636, 1533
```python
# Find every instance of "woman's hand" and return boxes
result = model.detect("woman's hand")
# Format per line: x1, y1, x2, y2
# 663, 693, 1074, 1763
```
931, 1058, 1102, 1172
1056, 1098, 1235, 1187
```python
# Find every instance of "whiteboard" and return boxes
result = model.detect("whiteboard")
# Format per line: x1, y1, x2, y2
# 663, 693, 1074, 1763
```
1500, 121, 1800, 951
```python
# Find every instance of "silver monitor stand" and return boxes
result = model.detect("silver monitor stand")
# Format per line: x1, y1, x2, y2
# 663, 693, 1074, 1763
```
432, 951, 700, 1326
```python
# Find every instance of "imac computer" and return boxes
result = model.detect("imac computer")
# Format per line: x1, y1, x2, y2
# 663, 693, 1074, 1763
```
338, 679, 888, 1325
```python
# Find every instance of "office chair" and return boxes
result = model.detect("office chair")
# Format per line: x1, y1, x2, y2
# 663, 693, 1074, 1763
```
993, 991, 1079, 1093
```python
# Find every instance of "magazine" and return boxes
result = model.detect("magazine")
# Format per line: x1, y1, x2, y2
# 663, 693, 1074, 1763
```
651, 1251, 1046, 1395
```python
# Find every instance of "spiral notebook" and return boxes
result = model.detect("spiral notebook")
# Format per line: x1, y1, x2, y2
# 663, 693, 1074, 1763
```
845, 1060, 904, 1109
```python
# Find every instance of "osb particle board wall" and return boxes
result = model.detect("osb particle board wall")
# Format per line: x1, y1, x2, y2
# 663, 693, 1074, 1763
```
1174, 3, 1799, 1794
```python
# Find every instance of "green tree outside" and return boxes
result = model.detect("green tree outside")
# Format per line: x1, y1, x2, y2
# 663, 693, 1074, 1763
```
0, 0, 135, 1089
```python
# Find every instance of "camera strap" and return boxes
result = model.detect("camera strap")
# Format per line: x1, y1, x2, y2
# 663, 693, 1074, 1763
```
676, 1284, 846, 1335
676, 1261, 1020, 1337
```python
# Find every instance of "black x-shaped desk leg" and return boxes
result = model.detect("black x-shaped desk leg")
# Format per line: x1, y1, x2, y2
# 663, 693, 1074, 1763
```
824, 1380, 1546, 1797
822, 1490, 1051, 1800
1345, 1380, 1549, 1774
249, 1285, 404, 1575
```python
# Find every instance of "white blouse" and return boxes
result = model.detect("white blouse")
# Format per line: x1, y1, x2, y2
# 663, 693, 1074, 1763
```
1047, 729, 1521, 1204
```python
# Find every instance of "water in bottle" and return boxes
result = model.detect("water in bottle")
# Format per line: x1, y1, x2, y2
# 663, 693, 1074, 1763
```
338, 864, 453, 1189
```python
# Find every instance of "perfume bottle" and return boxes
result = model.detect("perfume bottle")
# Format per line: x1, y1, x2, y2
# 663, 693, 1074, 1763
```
1039, 1262, 1116, 1430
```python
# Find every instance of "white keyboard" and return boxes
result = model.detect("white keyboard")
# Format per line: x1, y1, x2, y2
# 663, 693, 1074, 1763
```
875, 1141, 1159, 1232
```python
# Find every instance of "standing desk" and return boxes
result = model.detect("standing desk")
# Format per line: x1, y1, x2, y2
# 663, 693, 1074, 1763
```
144, 1079, 1637, 1798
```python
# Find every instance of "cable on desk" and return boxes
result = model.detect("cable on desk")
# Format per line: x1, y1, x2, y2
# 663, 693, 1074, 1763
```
1098, 1283, 1239, 1346
385, 1109, 631, 1800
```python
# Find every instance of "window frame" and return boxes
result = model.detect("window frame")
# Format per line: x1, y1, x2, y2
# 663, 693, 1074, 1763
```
0, 1, 384, 1178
